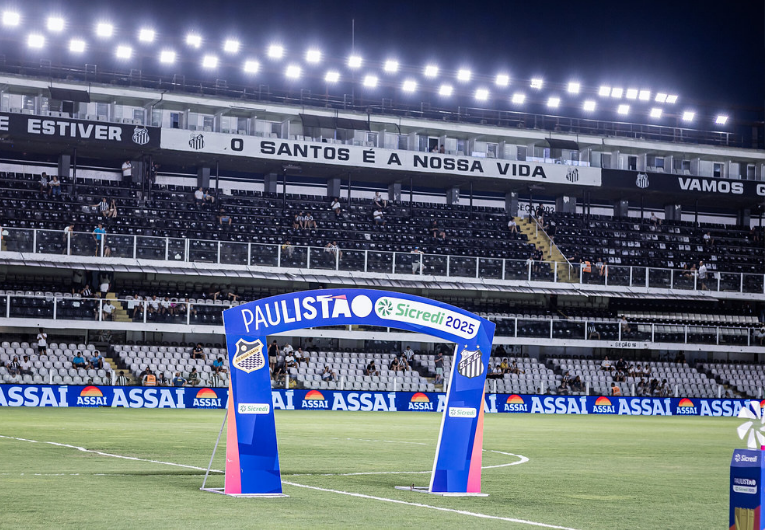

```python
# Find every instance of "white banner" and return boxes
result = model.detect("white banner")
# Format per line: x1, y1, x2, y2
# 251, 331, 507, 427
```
161, 129, 601, 186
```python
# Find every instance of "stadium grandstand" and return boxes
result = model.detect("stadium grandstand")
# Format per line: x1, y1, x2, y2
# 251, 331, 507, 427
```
1, 11, 765, 406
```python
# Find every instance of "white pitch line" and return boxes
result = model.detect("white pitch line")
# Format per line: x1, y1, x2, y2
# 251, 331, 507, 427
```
0, 435, 561, 529
282, 481, 579, 530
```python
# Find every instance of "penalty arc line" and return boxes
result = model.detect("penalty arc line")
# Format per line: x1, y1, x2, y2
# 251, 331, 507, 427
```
0, 434, 569, 529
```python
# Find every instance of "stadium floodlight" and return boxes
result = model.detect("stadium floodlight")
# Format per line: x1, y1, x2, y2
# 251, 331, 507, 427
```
402, 79, 417, 93
666, 94, 678, 104
96, 22, 113, 38
457, 69, 472, 82
243, 60, 260, 74
2, 10, 19, 27
362, 74, 378, 88
598, 85, 611, 97
638, 89, 651, 101
285, 64, 301, 79
305, 49, 321, 63
115, 45, 132, 60
27, 34, 44, 49
438, 84, 453, 97
511, 92, 525, 104
625, 88, 638, 100
567, 82, 580, 94
583, 100, 596, 111
324, 70, 339, 83
47, 16, 64, 32
530, 78, 543, 89
474, 88, 489, 101
224, 39, 240, 54
547, 96, 560, 108
650, 108, 662, 118
202, 55, 218, 69
69, 38, 86, 53
617, 104, 630, 115
186, 33, 202, 48
655, 92, 667, 103
347, 55, 362, 68
424, 64, 439, 78
138, 28, 155, 43
159, 50, 176, 64
716, 115, 729, 125
384, 59, 399, 73
268, 44, 284, 59
611, 87, 623, 99
682, 111, 695, 122
495, 74, 509, 87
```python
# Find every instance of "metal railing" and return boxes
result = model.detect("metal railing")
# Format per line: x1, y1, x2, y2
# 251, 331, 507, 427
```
0, 293, 758, 347
2, 227, 765, 294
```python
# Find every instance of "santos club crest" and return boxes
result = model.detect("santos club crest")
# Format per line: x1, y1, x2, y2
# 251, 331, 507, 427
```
457, 348, 484, 378
233, 339, 266, 373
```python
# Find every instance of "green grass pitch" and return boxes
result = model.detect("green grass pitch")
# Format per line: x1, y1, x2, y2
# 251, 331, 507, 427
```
0, 408, 740, 529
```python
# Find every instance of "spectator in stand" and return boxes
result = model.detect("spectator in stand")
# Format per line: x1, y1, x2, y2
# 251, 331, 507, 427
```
509, 361, 525, 375
115, 371, 128, 386
62, 223, 74, 254
157, 372, 170, 387
429, 220, 440, 238
192, 343, 206, 360
439, 145, 445, 154
292, 212, 304, 230
650, 212, 661, 227
281, 241, 294, 258
434, 351, 444, 384
373, 191, 388, 209
611, 382, 622, 396
304, 212, 317, 229
294, 347, 307, 366
588, 323, 601, 340
49, 175, 61, 197
159, 297, 173, 317
389, 356, 401, 372
36, 328, 48, 355
507, 217, 518, 234
282, 343, 294, 357
330, 198, 342, 218
121, 160, 132, 183
661, 379, 671, 397
325, 241, 342, 260
194, 187, 205, 207
410, 247, 423, 274
373, 208, 385, 225
146, 295, 160, 317
203, 189, 215, 204
93, 224, 111, 257
620, 316, 631, 335
601, 356, 612, 371
80, 284, 93, 297
39, 172, 51, 195
267, 340, 279, 368
599, 258, 609, 284
486, 364, 501, 379
105, 199, 118, 219
19, 355, 33, 376
89, 351, 104, 370
273, 365, 285, 383
436, 230, 447, 243
187, 368, 200, 386
754, 327, 765, 346
402, 346, 415, 363
571, 376, 584, 392
7, 356, 21, 376
398, 354, 410, 372
365, 360, 380, 376
127, 295, 143, 320
99, 277, 111, 297
72, 352, 87, 370
321, 366, 336, 382
698, 261, 709, 290
284, 350, 297, 369
172, 372, 187, 387
101, 299, 116, 321
218, 209, 232, 226
91, 197, 110, 217
616, 358, 627, 372
675, 351, 686, 364
558, 371, 570, 394
703, 231, 714, 247
212, 357, 227, 374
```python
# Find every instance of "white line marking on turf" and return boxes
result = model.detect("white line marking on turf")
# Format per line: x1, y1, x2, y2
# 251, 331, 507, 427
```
281, 481, 578, 530
0, 434, 564, 529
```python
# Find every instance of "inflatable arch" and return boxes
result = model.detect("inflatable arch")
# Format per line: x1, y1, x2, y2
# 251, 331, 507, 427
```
219, 289, 495, 496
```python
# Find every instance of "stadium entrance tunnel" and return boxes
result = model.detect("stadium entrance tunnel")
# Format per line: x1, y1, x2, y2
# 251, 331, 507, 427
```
219, 289, 495, 497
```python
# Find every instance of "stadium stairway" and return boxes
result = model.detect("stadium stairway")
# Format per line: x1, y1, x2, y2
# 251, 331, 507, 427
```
105, 293, 131, 323
517, 217, 575, 283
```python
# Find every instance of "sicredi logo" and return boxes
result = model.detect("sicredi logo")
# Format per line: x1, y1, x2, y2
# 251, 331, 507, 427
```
504, 394, 528, 413
302, 390, 329, 409
77, 385, 108, 406
374, 297, 479, 339
408, 392, 434, 411
448, 407, 477, 418
736, 453, 758, 464
241, 294, 374, 332
238, 403, 271, 414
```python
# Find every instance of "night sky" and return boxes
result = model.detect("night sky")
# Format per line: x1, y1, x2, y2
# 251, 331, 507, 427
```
14, 0, 765, 112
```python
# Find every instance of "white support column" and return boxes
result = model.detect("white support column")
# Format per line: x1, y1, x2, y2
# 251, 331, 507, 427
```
32, 229, 37, 253
364, 250, 368, 272
275, 244, 279, 268
446, 256, 451, 277
217, 241, 221, 264
306, 247, 311, 269
67, 231, 71, 256
501, 259, 506, 281
670, 269, 674, 290
164, 237, 169, 261
249, 243, 254, 267
52, 297, 57, 320
133, 236, 138, 259
391, 252, 395, 274
475, 257, 480, 279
